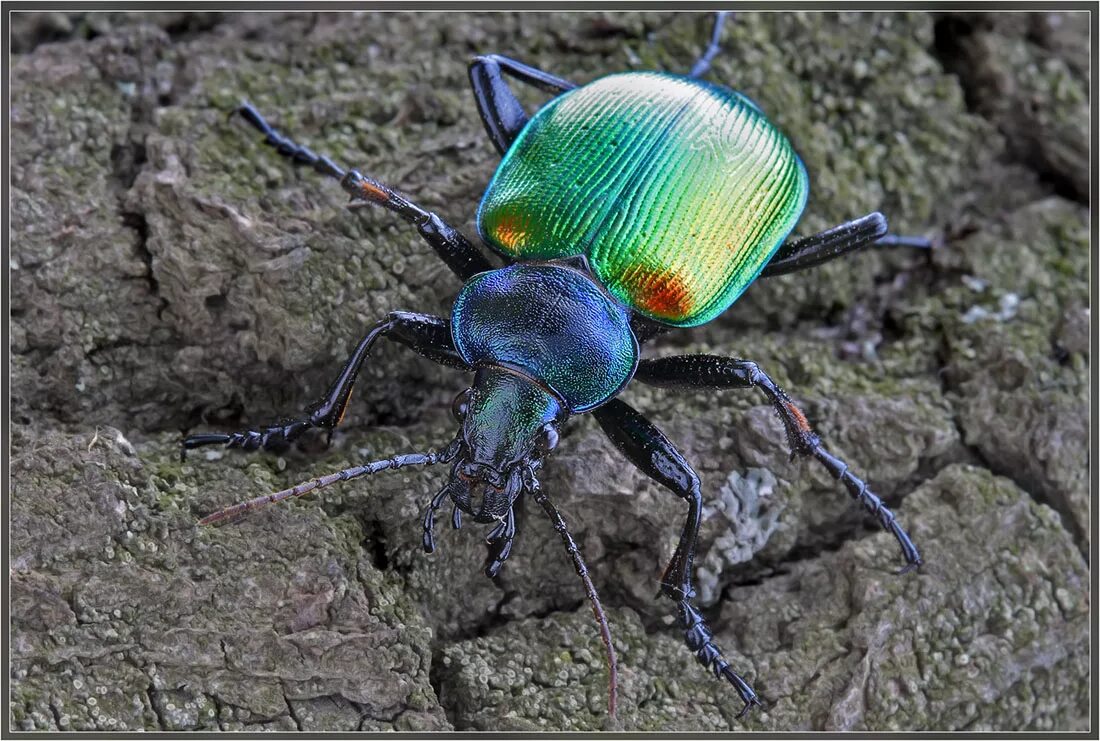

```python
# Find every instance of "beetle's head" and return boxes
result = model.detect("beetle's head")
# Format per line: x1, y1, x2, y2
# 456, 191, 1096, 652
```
444, 368, 564, 523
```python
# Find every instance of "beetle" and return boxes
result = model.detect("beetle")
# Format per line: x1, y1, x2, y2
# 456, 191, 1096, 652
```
184, 13, 926, 722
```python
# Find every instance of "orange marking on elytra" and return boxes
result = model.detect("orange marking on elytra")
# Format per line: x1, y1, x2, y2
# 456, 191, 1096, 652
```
490, 211, 527, 253
633, 270, 694, 321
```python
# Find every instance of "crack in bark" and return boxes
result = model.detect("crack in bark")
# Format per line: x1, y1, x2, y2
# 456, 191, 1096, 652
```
281, 687, 304, 731
932, 318, 1088, 563
145, 685, 168, 730
9, 12, 1089, 732
930, 13, 1086, 204
47, 700, 64, 731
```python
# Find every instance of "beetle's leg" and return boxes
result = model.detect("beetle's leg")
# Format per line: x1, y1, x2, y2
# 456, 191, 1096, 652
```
183, 312, 470, 456
528, 477, 620, 721
689, 11, 731, 78
592, 398, 762, 718
468, 55, 577, 155
234, 102, 492, 281
635, 355, 923, 572
762, 212, 933, 278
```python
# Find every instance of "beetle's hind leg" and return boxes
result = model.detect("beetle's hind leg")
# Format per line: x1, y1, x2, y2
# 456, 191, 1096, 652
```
183, 312, 470, 457
592, 398, 763, 718
762, 212, 933, 279
468, 55, 577, 155
232, 102, 492, 281
688, 11, 732, 78
634, 355, 923, 572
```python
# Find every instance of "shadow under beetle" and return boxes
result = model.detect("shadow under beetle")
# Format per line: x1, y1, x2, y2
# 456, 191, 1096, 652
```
185, 13, 927, 722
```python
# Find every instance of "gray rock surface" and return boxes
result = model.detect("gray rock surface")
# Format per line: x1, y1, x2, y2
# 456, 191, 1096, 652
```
10, 11, 1090, 731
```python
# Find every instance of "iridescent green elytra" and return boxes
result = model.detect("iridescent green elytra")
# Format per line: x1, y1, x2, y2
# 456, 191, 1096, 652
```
478, 71, 809, 327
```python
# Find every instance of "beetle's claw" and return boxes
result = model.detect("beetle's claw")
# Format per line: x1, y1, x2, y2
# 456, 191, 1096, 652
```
896, 559, 922, 576
735, 693, 764, 719
718, 664, 763, 718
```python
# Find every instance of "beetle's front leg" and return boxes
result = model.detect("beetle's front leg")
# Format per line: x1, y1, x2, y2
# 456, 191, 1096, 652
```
183, 312, 470, 457
234, 103, 493, 282
592, 398, 762, 718
635, 355, 923, 572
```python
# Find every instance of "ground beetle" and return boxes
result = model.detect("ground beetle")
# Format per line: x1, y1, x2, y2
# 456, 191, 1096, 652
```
185, 13, 928, 722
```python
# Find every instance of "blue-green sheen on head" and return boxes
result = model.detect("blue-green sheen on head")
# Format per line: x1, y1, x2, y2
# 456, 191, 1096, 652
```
445, 368, 562, 524
463, 368, 561, 472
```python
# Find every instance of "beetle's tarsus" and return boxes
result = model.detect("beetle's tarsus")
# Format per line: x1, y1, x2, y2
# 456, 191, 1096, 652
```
232, 100, 347, 180
875, 234, 934, 249
183, 419, 311, 455
732, 685, 764, 719
679, 601, 760, 716
809, 445, 924, 570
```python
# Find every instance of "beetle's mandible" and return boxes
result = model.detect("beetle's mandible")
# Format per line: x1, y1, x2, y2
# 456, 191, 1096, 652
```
184, 13, 929, 723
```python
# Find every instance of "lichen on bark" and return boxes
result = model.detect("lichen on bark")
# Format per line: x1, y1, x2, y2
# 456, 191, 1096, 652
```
10, 10, 1090, 731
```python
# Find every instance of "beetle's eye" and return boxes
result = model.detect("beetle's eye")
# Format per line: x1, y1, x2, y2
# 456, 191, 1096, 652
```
535, 423, 559, 455
452, 388, 473, 421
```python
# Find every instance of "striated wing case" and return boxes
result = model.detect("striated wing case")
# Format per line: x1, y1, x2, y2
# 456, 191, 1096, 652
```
478, 71, 809, 327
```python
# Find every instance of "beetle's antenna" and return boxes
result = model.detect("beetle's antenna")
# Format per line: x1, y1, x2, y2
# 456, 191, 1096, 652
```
528, 476, 619, 721
198, 441, 460, 526
689, 11, 732, 78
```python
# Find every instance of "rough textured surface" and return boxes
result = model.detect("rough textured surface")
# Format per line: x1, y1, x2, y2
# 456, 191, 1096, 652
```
436, 466, 1089, 731
10, 11, 1090, 732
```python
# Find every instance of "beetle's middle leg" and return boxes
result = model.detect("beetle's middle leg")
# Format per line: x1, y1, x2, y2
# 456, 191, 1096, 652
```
634, 355, 923, 572
592, 398, 763, 718
762, 212, 933, 279
183, 312, 471, 455
234, 102, 492, 281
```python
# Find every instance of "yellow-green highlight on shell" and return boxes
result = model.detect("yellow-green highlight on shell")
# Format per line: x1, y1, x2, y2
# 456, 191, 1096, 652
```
478, 71, 809, 327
